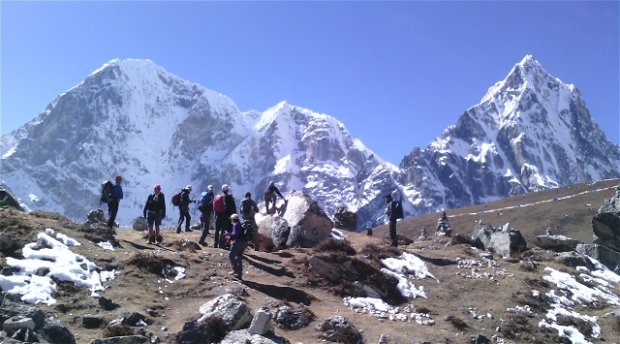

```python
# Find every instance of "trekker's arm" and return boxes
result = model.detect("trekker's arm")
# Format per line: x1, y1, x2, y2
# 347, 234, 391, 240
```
143, 195, 151, 218
275, 187, 284, 199
161, 195, 166, 219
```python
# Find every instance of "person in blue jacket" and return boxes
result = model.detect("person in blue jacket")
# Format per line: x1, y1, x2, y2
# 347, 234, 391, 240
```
107, 175, 124, 228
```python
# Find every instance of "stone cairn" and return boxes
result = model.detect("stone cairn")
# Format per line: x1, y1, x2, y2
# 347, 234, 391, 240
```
436, 211, 452, 237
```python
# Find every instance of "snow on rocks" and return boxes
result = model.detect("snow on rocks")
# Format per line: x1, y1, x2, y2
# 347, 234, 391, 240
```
343, 252, 438, 324
0, 230, 118, 305
537, 260, 620, 343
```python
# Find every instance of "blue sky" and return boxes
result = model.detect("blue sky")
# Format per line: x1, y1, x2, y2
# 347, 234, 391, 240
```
1, 1, 618, 165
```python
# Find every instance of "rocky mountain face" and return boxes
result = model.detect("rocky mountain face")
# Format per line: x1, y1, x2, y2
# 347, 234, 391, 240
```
2, 56, 619, 228
0, 59, 401, 227
399, 55, 620, 213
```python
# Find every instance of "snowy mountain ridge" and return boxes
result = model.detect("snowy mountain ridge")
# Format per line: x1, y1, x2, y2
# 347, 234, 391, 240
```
2, 56, 619, 229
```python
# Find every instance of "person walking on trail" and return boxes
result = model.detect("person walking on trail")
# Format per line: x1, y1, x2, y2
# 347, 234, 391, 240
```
227, 213, 248, 280
198, 185, 215, 246
107, 175, 124, 228
385, 194, 398, 247
214, 184, 237, 249
143, 184, 166, 244
264, 180, 285, 215
176, 185, 194, 233
241, 191, 260, 250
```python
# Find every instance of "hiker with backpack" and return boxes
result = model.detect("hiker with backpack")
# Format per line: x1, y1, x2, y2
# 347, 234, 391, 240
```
143, 184, 166, 244
241, 192, 260, 250
197, 185, 215, 246
213, 184, 236, 249
385, 194, 402, 247
176, 185, 195, 233
264, 180, 285, 215
105, 175, 124, 228
227, 213, 249, 280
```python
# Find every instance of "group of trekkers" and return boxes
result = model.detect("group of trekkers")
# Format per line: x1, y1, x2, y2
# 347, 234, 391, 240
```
105, 179, 285, 280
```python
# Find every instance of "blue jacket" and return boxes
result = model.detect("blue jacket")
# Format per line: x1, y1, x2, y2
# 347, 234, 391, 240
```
111, 184, 124, 201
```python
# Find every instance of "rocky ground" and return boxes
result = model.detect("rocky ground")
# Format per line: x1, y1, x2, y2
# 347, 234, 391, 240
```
0, 179, 619, 344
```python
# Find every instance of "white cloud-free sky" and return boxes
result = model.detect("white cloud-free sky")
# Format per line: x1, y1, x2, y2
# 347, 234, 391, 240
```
1, 1, 618, 164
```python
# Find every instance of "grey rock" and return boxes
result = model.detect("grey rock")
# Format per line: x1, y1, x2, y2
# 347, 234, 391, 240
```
556, 252, 594, 270
257, 215, 290, 249
39, 318, 76, 344
470, 334, 491, 344
89, 335, 150, 344
0, 233, 17, 253
82, 315, 104, 329
197, 294, 252, 331
273, 305, 315, 330
248, 307, 274, 336
3, 316, 36, 333
0, 297, 46, 330
333, 206, 357, 231
473, 223, 527, 258
0, 187, 24, 211
132, 217, 148, 231
592, 188, 620, 252
576, 244, 620, 272
283, 191, 333, 248
87, 208, 107, 224
315, 315, 362, 343
535, 234, 583, 252
99, 296, 120, 311
220, 329, 284, 344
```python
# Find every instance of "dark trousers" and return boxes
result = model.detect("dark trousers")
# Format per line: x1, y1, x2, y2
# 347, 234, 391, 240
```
199, 211, 212, 243
214, 214, 228, 248
264, 192, 277, 214
229, 240, 248, 275
107, 201, 119, 227
177, 208, 191, 230
389, 219, 397, 246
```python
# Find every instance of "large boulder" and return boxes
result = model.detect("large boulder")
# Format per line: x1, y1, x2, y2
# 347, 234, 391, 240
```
197, 294, 252, 331
592, 187, 620, 252
257, 215, 290, 249
535, 234, 583, 252
576, 244, 620, 273
220, 330, 285, 344
0, 186, 24, 211
333, 206, 357, 231
472, 223, 527, 258
282, 191, 333, 248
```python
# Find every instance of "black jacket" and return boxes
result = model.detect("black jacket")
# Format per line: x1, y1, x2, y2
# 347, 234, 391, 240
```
144, 193, 166, 218
224, 192, 237, 217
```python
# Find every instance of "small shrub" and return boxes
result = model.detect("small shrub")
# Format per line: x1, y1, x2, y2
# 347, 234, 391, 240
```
103, 324, 134, 337
127, 252, 178, 275
444, 315, 467, 330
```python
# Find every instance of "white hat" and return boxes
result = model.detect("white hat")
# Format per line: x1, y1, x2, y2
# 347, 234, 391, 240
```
222, 184, 230, 192
208, 185, 213, 191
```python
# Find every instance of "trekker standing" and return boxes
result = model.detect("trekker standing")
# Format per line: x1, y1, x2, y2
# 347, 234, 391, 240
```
107, 175, 124, 228
263, 180, 285, 214
227, 214, 248, 280
385, 194, 398, 247
198, 185, 215, 246
143, 184, 166, 244
241, 192, 260, 249
214, 184, 236, 249
176, 185, 194, 233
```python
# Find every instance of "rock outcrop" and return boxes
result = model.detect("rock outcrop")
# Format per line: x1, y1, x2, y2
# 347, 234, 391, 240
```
281, 191, 333, 248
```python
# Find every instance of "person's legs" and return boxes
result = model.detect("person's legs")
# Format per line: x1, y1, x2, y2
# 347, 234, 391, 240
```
389, 220, 398, 247
154, 212, 162, 243
198, 212, 208, 245
184, 210, 191, 231
176, 208, 184, 233
214, 215, 223, 248
146, 212, 155, 243
107, 201, 119, 227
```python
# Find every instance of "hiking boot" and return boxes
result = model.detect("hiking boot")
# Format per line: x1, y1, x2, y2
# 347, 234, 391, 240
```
176, 228, 181, 234
198, 241, 207, 246
185, 228, 193, 232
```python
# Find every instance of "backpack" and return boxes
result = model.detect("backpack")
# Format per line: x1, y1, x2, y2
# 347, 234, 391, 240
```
171, 192, 181, 206
240, 221, 254, 241
241, 198, 253, 217
394, 200, 404, 220
198, 192, 212, 212
213, 194, 225, 214
100, 180, 113, 203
